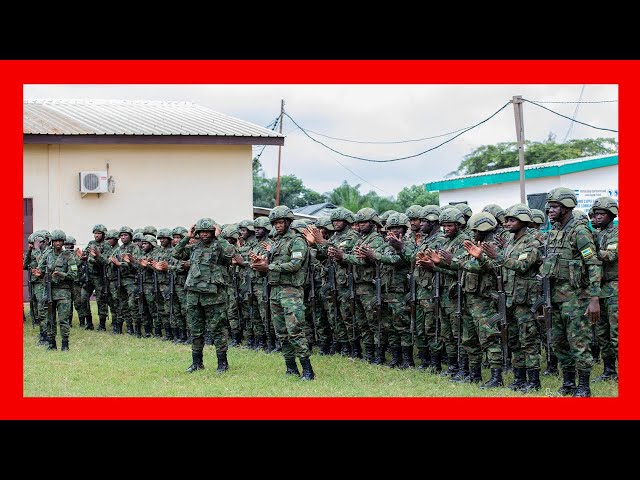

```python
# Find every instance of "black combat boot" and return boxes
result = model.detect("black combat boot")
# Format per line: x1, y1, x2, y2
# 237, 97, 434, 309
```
134, 323, 142, 339
85, 314, 94, 330
387, 347, 401, 368
573, 370, 591, 397
61, 337, 69, 351
265, 334, 275, 353
97, 315, 107, 331
125, 322, 133, 335
373, 345, 386, 365
154, 325, 163, 338
428, 351, 443, 374
400, 346, 415, 369
440, 356, 459, 377
592, 340, 601, 364
143, 324, 152, 338
319, 343, 331, 356
594, 357, 617, 382
300, 357, 315, 381
285, 357, 300, 376
507, 367, 528, 391
469, 365, 483, 384
543, 353, 559, 376
236, 331, 245, 348
163, 327, 173, 342
111, 320, 119, 334
416, 348, 429, 370
172, 328, 181, 344
340, 342, 351, 357
186, 351, 204, 373
244, 334, 253, 349
351, 341, 362, 359
451, 357, 470, 382
255, 334, 266, 351
364, 344, 375, 363
79, 316, 86, 328
229, 330, 240, 347
330, 341, 339, 355
216, 351, 229, 373
37, 331, 49, 346
557, 368, 576, 396
47, 337, 57, 351
524, 369, 541, 392
181, 328, 188, 343
480, 368, 504, 389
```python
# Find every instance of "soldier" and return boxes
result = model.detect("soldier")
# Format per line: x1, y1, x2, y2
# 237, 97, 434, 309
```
234, 220, 258, 347
109, 226, 141, 336
591, 196, 618, 381
24, 231, 49, 345
170, 226, 189, 343
173, 218, 234, 373
453, 203, 473, 238
143, 225, 158, 238
413, 205, 446, 371
541, 187, 602, 397
152, 229, 176, 341
103, 230, 122, 333
404, 205, 423, 246
482, 204, 510, 243
306, 207, 359, 356
379, 210, 399, 230
136, 235, 164, 338
221, 224, 242, 346
63, 236, 83, 328
289, 219, 318, 349
308, 216, 334, 355
34, 230, 78, 351
250, 206, 314, 380
481, 204, 542, 391
80, 224, 109, 331
334, 207, 385, 363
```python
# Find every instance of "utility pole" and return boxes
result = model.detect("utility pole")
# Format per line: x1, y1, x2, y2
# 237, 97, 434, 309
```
275, 99, 284, 206
513, 95, 526, 204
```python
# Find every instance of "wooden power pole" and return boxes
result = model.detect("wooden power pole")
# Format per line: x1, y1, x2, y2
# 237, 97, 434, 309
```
513, 95, 527, 204
275, 99, 284, 206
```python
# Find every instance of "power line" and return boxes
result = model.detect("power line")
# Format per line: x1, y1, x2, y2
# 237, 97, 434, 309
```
563, 85, 586, 142
301, 124, 472, 144
523, 98, 618, 133
524, 99, 617, 104
283, 101, 512, 163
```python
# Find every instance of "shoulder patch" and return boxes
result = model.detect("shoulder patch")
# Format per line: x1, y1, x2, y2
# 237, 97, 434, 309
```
292, 251, 303, 259
581, 247, 595, 259
70, 264, 78, 272
517, 253, 528, 260
606, 243, 618, 251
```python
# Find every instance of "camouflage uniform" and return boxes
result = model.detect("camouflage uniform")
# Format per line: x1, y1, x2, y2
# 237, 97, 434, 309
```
37, 230, 78, 350
153, 230, 176, 340
103, 230, 122, 333
235, 222, 258, 346
24, 233, 48, 345
63, 236, 83, 328
82, 224, 110, 330
109, 227, 141, 336
173, 218, 234, 373
169, 227, 189, 343
541, 188, 602, 397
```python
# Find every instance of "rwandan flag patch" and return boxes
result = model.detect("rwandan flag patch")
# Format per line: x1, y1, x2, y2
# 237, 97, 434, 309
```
581, 247, 595, 259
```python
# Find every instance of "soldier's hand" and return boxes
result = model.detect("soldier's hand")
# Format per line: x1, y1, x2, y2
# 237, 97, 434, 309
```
437, 249, 452, 265
236, 237, 245, 247
261, 242, 271, 252
328, 246, 344, 262
188, 224, 195, 238
32, 268, 41, 277
181, 260, 190, 269
232, 253, 245, 265
52, 271, 62, 278
585, 296, 601, 325
109, 256, 121, 267
481, 242, 498, 259
463, 240, 483, 259
303, 226, 317, 245
495, 235, 507, 248
387, 232, 403, 251
139, 258, 149, 267
251, 257, 268, 272
75, 247, 83, 258
188, 238, 198, 245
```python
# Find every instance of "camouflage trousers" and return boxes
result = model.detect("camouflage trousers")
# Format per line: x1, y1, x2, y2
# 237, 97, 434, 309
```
385, 291, 412, 347
270, 285, 310, 360
143, 283, 165, 330
325, 285, 354, 343
69, 282, 83, 324
353, 283, 378, 348
108, 280, 122, 328
119, 280, 139, 328
187, 289, 228, 353
168, 282, 187, 330
417, 298, 441, 353
464, 294, 502, 369
81, 274, 109, 317
225, 285, 241, 334
303, 284, 332, 346
596, 290, 618, 360
46, 288, 72, 339
245, 282, 267, 337
32, 282, 47, 339
506, 303, 541, 369
551, 293, 594, 372
440, 295, 463, 361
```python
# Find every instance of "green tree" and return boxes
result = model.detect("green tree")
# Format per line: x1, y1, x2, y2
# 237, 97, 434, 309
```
452, 136, 618, 176
396, 184, 440, 211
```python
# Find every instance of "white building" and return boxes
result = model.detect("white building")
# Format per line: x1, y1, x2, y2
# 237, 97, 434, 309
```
425, 154, 618, 218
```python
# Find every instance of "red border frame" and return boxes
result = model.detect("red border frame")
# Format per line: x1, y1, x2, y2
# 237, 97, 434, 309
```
6, 60, 635, 419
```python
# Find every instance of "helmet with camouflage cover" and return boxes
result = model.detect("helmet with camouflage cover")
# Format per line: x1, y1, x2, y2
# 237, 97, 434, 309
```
222, 224, 240, 239
194, 217, 217, 233
316, 216, 334, 231
33, 230, 47, 242
64, 235, 76, 245
546, 187, 577, 208
132, 232, 145, 242
379, 210, 398, 224
330, 207, 356, 224
405, 205, 423, 220
142, 225, 157, 237
134, 228, 144, 235
573, 209, 588, 221
453, 203, 473, 218
419, 205, 441, 221
238, 220, 255, 231
439, 207, 465, 225
591, 196, 618, 216
531, 209, 545, 225
504, 203, 533, 223
172, 226, 188, 237
468, 212, 498, 232
482, 204, 506, 224
92, 224, 107, 234
141, 234, 157, 247
269, 206, 295, 223
354, 207, 381, 225
290, 219, 308, 234
157, 228, 172, 239
119, 226, 134, 236
106, 229, 119, 240
386, 212, 410, 229
253, 217, 272, 230
50, 229, 67, 242
27, 233, 35, 243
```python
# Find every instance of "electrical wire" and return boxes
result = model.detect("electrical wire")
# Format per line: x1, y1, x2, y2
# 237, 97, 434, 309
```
562, 85, 586, 142
283, 101, 512, 163
301, 125, 472, 144
524, 99, 617, 104
523, 99, 618, 133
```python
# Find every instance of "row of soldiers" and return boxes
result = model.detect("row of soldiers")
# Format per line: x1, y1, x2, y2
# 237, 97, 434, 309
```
23, 188, 618, 393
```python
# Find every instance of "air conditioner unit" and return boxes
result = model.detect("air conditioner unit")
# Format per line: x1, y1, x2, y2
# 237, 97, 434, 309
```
79, 171, 109, 193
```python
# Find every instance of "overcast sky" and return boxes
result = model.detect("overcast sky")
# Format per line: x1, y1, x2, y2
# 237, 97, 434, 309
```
23, 84, 618, 198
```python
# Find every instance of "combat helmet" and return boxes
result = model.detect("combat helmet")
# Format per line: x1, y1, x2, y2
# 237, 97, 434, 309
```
132, 232, 145, 242
50, 229, 67, 242
133, 228, 144, 236
64, 235, 76, 245
405, 205, 423, 220
379, 210, 399, 225
453, 203, 473, 218
386, 212, 410, 230
290, 219, 308, 234
119, 226, 134, 236
269, 206, 295, 223
468, 212, 498, 232
439, 207, 465, 225
157, 228, 172, 239
316, 216, 335, 231
106, 229, 119, 240
172, 226, 188, 237
505, 204, 533, 223
330, 207, 356, 224
354, 207, 381, 225
530, 209, 546, 225
546, 187, 577, 208
591, 196, 618, 216
238, 220, 255, 231
419, 205, 441, 221
141, 234, 157, 248
92, 224, 107, 234
253, 217, 272, 230
482, 204, 506, 224
143, 225, 157, 237
194, 217, 217, 233
222, 224, 240, 239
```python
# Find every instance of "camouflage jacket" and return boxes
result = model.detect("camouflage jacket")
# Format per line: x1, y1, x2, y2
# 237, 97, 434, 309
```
315, 227, 359, 288
343, 229, 385, 284
172, 235, 234, 294
413, 229, 446, 298
23, 247, 45, 283
37, 248, 78, 289
493, 231, 540, 307
453, 232, 500, 300
109, 242, 141, 284
596, 221, 618, 297
373, 237, 416, 293
84, 239, 108, 275
267, 229, 308, 288
433, 231, 467, 289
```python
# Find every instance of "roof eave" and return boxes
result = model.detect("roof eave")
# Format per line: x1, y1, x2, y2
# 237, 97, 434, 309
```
23, 134, 284, 146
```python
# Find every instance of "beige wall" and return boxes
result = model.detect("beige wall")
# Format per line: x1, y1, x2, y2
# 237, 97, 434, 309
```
23, 143, 253, 247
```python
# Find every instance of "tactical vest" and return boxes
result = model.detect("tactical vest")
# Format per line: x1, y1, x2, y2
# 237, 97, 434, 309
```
439, 233, 466, 288
185, 241, 228, 293
328, 229, 359, 286
268, 231, 308, 287
414, 230, 446, 289
351, 230, 383, 284
43, 249, 75, 289
113, 243, 139, 279
501, 232, 540, 305
541, 218, 589, 288
598, 224, 618, 282
85, 240, 106, 275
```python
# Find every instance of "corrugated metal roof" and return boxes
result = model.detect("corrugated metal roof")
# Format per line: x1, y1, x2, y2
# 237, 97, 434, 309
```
23, 99, 284, 138
293, 202, 337, 217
